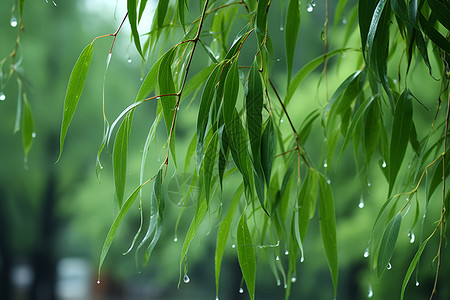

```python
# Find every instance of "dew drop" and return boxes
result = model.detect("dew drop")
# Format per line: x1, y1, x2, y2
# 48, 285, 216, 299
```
127, 57, 132, 63
239, 287, 244, 294
415, 280, 419, 287
387, 262, 392, 270
327, 179, 331, 184
280, 118, 284, 123
291, 276, 296, 283
284, 250, 289, 255
183, 274, 190, 283
284, 283, 287, 289
216, 297, 219, 300
368, 283, 373, 298
276, 256, 280, 261
280, 26, 284, 31
306, 1, 315, 13
31, 132, 36, 138
342, 18, 347, 24
96, 280, 101, 284
367, 181, 371, 187
231, 244, 236, 249
408, 230, 415, 244
276, 279, 281, 286
173, 236, 178, 242
363, 247, 369, 258
10, 16, 18, 28
359, 197, 365, 208
382, 160, 387, 168
0, 92, 6, 101
300, 256, 305, 263
323, 160, 328, 168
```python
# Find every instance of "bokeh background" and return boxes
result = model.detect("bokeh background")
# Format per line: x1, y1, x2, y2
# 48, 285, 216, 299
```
1, 0, 449, 299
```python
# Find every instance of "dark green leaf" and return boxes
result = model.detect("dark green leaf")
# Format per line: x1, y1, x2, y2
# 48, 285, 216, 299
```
237, 211, 256, 300
261, 118, 275, 188
298, 168, 318, 241
427, 0, 450, 31
58, 42, 93, 161
285, 0, 301, 82
157, 0, 169, 28
127, 0, 144, 58
377, 213, 402, 280
22, 96, 34, 161
202, 132, 218, 205
418, 12, 450, 54
246, 61, 263, 164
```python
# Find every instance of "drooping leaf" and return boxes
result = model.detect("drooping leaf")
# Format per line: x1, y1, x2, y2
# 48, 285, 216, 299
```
246, 61, 263, 164
377, 213, 402, 280
215, 184, 243, 298
298, 168, 318, 240
261, 118, 275, 188
127, 0, 144, 58
22, 96, 34, 161
157, 0, 170, 29
285, 0, 301, 83
318, 173, 338, 297
113, 112, 133, 208
389, 89, 413, 195
427, 0, 450, 31
237, 211, 256, 300
202, 132, 218, 205
58, 42, 93, 160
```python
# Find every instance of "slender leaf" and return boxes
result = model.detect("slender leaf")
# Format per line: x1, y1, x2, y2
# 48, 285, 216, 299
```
237, 211, 256, 300
157, 0, 170, 29
59, 42, 93, 160
246, 61, 263, 164
202, 132, 218, 204
377, 213, 402, 280
285, 0, 301, 83
22, 96, 34, 161
427, 0, 450, 31
261, 118, 275, 188
127, 0, 144, 58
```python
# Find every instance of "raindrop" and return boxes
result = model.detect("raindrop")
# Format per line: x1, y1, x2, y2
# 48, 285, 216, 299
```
284, 250, 289, 256
415, 280, 419, 287
127, 57, 132, 63
342, 18, 347, 24
323, 160, 328, 168
276, 256, 280, 261
280, 118, 284, 123
300, 256, 305, 262
31, 132, 36, 138
306, 0, 316, 13
359, 197, 365, 208
327, 179, 331, 184
216, 297, 219, 300
363, 247, 369, 258
387, 263, 392, 270
173, 236, 178, 242
0, 92, 6, 101
215, 54, 220, 60
393, 79, 398, 84
408, 230, 415, 244
231, 244, 236, 249
239, 287, 244, 294
280, 26, 284, 31
368, 283, 373, 298
96, 280, 101, 284
277, 279, 281, 286
10, 16, 18, 28
284, 283, 287, 289
291, 276, 296, 283
382, 160, 387, 168
183, 274, 190, 283
367, 181, 371, 187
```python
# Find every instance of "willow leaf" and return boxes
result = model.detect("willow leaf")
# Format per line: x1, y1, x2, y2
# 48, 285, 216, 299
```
127, 0, 144, 58
285, 0, 300, 83
377, 213, 402, 280
22, 96, 34, 161
237, 211, 256, 300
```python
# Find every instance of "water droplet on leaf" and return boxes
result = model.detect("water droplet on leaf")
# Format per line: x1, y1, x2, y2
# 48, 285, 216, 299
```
106, 53, 112, 69
342, 18, 347, 24
0, 92, 6, 101
284, 250, 289, 255
10, 16, 18, 28
31, 132, 36, 138
276, 256, 280, 261
280, 26, 284, 31
239, 287, 244, 294
173, 237, 178, 242
382, 160, 387, 168
231, 244, 236, 249
415, 280, 419, 287
408, 230, 415, 243
300, 256, 305, 262
127, 57, 132, 63
97, 280, 101, 284
284, 283, 287, 289
367, 181, 371, 187
327, 179, 331, 184
387, 262, 392, 270
183, 274, 190, 283
363, 247, 369, 258
368, 283, 373, 298
359, 197, 365, 208
291, 276, 296, 282
276, 279, 281, 286
323, 160, 328, 168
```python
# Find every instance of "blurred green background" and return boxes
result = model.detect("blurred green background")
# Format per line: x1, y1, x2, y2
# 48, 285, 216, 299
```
0, 1, 449, 299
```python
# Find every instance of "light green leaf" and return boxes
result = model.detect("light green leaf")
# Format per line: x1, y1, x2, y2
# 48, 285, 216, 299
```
127, 0, 144, 58
223, 60, 239, 127
157, 0, 169, 29
389, 90, 413, 195
58, 42, 93, 161
318, 174, 338, 297
285, 0, 301, 82
377, 213, 402, 280
98, 182, 146, 280
135, 56, 163, 103
298, 168, 318, 240
215, 184, 243, 298
113, 112, 133, 208
22, 96, 34, 162
237, 211, 256, 300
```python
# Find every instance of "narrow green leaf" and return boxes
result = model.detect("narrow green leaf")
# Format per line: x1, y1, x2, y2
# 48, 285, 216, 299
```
285, 0, 301, 82
377, 213, 402, 280
256, 0, 270, 44
363, 98, 382, 164
246, 61, 263, 164
358, 0, 378, 55
427, 0, 450, 31
158, 49, 178, 166
13, 81, 23, 134
98, 183, 146, 280
157, 0, 170, 29
298, 168, 318, 240
223, 60, 239, 127
389, 90, 413, 195
58, 42, 93, 161
135, 56, 163, 103
400, 236, 431, 300
418, 12, 450, 54
113, 112, 133, 208
366, 0, 388, 59
334, 0, 350, 28
22, 96, 34, 161
318, 174, 338, 297
19, 0, 25, 17
178, 0, 186, 30
182, 64, 217, 102
202, 132, 218, 204
215, 184, 243, 298
261, 118, 275, 188
237, 211, 256, 300
138, 0, 148, 21
127, 0, 144, 58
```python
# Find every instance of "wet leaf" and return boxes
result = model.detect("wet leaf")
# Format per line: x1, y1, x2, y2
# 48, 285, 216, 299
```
22, 96, 34, 161
377, 213, 402, 281
237, 211, 256, 300
285, 0, 301, 82
127, 0, 144, 58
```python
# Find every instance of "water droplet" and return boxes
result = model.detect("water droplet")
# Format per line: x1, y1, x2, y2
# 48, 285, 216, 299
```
280, 26, 284, 31
0, 92, 6, 101
367, 181, 371, 187
239, 287, 244, 294
215, 297, 219, 300
276, 256, 280, 261
183, 274, 190, 283
284, 283, 287, 289
291, 276, 296, 283
363, 247, 369, 258
307, 3, 314, 12
368, 283, 373, 298
31, 132, 36, 138
106, 53, 112, 69
10, 16, 18, 28
284, 250, 289, 255
408, 230, 415, 243
342, 18, 347, 24
382, 160, 387, 168
359, 197, 365, 208
276, 279, 281, 286
323, 160, 328, 168
231, 244, 236, 249
300, 256, 305, 262
393, 79, 398, 84
387, 262, 392, 270
415, 280, 419, 287
280, 118, 284, 123
327, 179, 331, 184
96, 280, 101, 284
173, 236, 178, 242
127, 57, 132, 63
